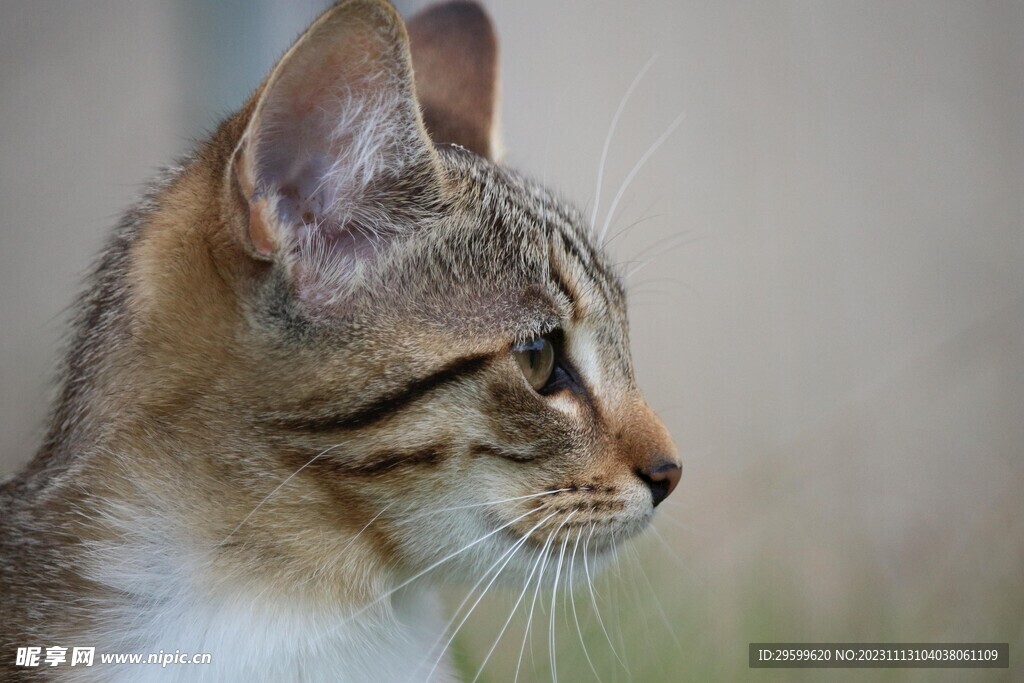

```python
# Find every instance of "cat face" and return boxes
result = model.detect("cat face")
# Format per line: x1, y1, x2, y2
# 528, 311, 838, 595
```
130, 0, 678, 587
236, 147, 680, 583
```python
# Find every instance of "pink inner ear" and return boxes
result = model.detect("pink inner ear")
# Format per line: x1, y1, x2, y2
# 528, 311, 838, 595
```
246, 71, 429, 244
239, 77, 431, 309
230, 0, 444, 309
264, 149, 336, 227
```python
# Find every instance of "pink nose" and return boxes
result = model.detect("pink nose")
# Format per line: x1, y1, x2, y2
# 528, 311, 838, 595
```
636, 460, 681, 507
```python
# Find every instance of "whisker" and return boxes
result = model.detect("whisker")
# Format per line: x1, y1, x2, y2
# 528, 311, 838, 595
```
408, 488, 571, 519
645, 525, 714, 610
620, 546, 652, 666
561, 535, 574, 635
297, 501, 397, 588
619, 230, 697, 271
590, 54, 658, 232
599, 111, 687, 244
584, 523, 629, 675
569, 526, 602, 682
603, 211, 664, 252
607, 531, 635, 682
220, 442, 344, 545
624, 236, 709, 281
626, 292, 683, 307
631, 544, 681, 651
548, 511, 577, 683
514, 525, 559, 683
648, 525, 687, 571
337, 505, 541, 630
647, 510, 709, 542
627, 278, 696, 300
340, 502, 394, 553
471, 523, 554, 682
425, 510, 559, 681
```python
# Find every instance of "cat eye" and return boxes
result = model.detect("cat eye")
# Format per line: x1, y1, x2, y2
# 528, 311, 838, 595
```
513, 335, 556, 392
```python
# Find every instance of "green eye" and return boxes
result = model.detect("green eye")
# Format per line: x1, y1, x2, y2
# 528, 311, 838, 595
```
513, 335, 556, 391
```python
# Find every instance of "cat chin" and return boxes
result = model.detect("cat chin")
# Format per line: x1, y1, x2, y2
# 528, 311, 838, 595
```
581, 512, 656, 552
433, 544, 617, 590
496, 515, 653, 581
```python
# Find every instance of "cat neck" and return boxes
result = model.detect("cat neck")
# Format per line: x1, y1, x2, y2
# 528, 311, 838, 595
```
11, 426, 456, 682
92, 586, 454, 682
80, 498, 455, 682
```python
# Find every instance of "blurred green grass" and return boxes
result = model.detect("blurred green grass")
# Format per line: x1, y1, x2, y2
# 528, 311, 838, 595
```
437, 461, 1023, 682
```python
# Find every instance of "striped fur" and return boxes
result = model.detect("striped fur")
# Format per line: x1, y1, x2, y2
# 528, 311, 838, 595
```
0, 1, 678, 681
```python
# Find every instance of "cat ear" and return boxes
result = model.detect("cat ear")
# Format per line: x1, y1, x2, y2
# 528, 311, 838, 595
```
407, 1, 501, 160
229, 0, 440, 287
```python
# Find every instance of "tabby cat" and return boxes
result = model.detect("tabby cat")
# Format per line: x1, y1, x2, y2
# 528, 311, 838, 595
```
0, 1, 680, 681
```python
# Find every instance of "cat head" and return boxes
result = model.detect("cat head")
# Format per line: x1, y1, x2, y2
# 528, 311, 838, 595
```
127, 0, 679, 587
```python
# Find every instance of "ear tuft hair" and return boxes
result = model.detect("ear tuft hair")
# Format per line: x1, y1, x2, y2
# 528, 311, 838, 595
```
229, 0, 441, 307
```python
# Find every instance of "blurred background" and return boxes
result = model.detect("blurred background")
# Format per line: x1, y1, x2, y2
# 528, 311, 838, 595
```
1, 1, 1021, 680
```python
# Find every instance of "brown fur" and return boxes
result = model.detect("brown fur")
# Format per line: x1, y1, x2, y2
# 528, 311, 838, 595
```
408, 1, 500, 159
0, 1, 678, 680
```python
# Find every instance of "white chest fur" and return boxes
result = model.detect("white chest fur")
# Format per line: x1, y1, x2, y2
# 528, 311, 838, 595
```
69, 578, 455, 683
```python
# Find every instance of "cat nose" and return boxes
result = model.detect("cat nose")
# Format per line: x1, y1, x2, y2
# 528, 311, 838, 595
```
636, 459, 681, 507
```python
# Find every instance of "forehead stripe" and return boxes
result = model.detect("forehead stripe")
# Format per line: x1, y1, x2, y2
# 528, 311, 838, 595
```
549, 253, 581, 321
552, 227, 617, 318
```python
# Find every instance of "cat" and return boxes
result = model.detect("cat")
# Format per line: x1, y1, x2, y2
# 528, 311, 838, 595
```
0, 1, 680, 681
